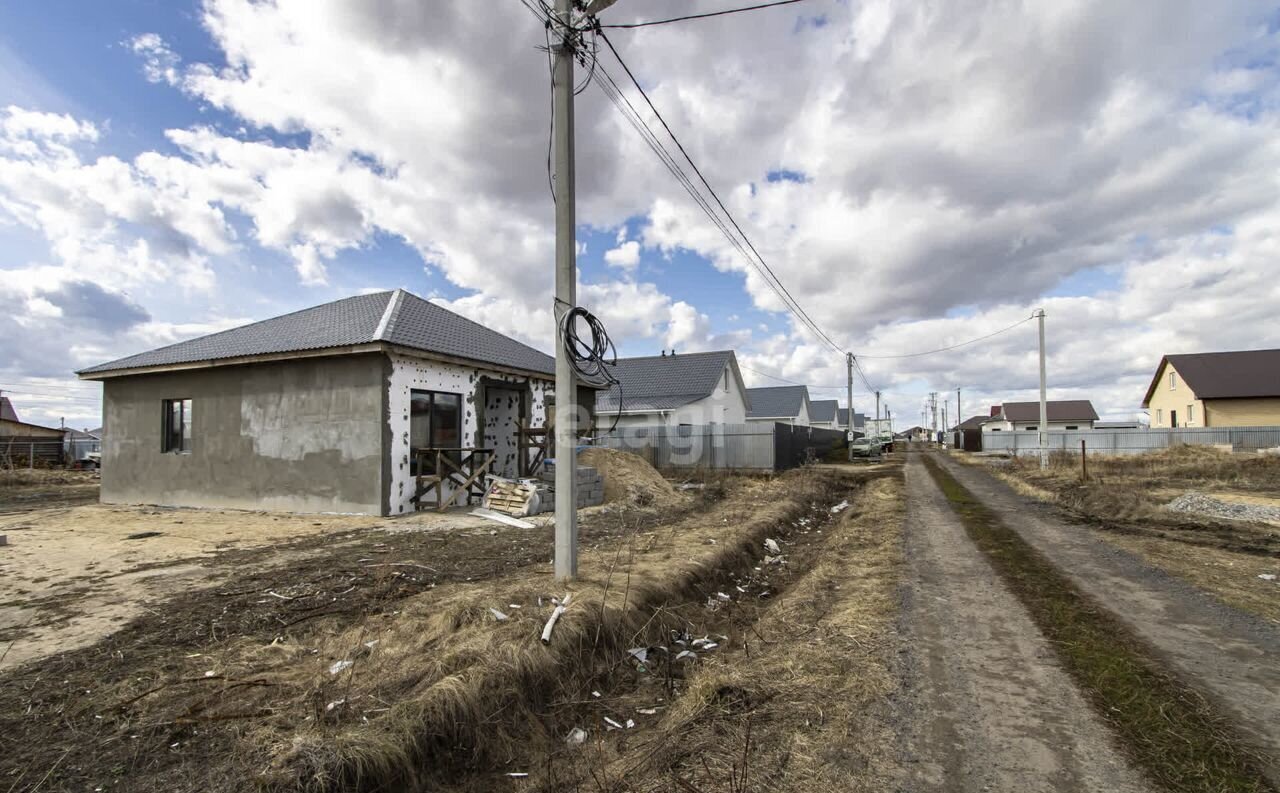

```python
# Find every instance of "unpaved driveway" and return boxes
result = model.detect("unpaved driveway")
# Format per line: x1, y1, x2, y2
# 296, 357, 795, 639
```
895, 455, 1153, 792
933, 452, 1280, 769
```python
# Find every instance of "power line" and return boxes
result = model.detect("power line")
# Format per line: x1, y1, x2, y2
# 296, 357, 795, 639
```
595, 30, 846, 357
598, 0, 810, 29
854, 314, 1036, 359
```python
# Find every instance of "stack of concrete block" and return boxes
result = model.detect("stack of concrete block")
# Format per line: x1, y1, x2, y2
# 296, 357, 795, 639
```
541, 461, 604, 508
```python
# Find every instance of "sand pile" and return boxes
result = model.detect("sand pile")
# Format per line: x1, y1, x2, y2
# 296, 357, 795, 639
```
579, 447, 679, 507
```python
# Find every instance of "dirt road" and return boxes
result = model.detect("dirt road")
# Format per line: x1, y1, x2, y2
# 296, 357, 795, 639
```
896, 454, 1154, 792
933, 451, 1280, 770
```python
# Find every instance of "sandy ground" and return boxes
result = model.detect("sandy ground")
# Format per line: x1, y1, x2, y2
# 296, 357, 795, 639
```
935, 453, 1280, 776
0, 498, 553, 671
895, 456, 1153, 792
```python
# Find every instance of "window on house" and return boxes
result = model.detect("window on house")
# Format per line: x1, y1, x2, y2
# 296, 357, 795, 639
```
722, 370, 728, 392
1065, 425, 1078, 430
162, 398, 192, 453
1169, 372, 1177, 390
410, 390, 462, 449
1187, 404, 1194, 423
1156, 409, 1163, 425
1025, 425, 1037, 431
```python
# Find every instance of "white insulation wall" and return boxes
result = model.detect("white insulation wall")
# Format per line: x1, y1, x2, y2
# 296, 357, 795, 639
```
386, 353, 550, 515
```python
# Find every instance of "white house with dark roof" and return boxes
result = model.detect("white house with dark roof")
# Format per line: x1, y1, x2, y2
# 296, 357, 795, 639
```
77, 289, 581, 516
808, 399, 840, 428
981, 400, 1099, 434
594, 350, 750, 428
745, 385, 812, 426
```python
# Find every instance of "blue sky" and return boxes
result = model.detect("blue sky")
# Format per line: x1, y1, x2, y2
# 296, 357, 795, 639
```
2, 0, 1279, 430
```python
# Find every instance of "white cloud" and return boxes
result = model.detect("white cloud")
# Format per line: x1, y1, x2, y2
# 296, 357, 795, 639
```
127, 33, 181, 86
603, 240, 640, 270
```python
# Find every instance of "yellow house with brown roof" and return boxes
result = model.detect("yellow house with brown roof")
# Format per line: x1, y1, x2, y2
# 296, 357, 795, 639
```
1141, 349, 1280, 428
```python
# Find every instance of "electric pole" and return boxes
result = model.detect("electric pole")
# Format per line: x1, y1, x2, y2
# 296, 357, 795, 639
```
875, 389, 881, 426
1036, 308, 1048, 470
846, 353, 854, 436
552, 0, 578, 581
956, 387, 961, 427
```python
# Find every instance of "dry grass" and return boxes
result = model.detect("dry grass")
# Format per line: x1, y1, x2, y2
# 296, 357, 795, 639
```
17, 469, 848, 792
610, 473, 905, 792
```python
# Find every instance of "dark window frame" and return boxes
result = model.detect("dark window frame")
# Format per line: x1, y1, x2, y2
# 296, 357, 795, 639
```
1065, 425, 1079, 431
410, 389, 463, 449
162, 398, 193, 454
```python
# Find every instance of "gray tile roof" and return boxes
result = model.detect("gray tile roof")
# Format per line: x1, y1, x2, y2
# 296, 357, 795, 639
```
596, 350, 736, 413
809, 399, 838, 423
746, 385, 808, 419
78, 290, 555, 377
836, 408, 866, 428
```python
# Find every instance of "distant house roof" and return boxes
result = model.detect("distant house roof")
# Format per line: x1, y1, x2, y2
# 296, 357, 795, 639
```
67, 428, 100, 440
953, 415, 988, 431
595, 350, 742, 413
0, 396, 19, 423
1141, 348, 1280, 407
77, 290, 555, 378
746, 385, 809, 419
989, 400, 1099, 423
0, 417, 66, 436
809, 399, 838, 423
836, 408, 866, 428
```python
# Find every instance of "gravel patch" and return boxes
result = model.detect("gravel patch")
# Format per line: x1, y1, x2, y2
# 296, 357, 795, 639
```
1165, 492, 1280, 524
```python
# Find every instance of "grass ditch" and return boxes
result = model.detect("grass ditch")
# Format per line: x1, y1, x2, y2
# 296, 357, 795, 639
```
1, 469, 863, 792
922, 454, 1276, 793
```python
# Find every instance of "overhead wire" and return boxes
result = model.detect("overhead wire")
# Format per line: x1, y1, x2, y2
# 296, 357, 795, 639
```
852, 314, 1036, 359
598, 0, 810, 29
594, 29, 846, 357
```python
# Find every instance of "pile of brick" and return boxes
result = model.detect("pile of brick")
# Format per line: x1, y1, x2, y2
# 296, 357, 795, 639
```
541, 459, 604, 508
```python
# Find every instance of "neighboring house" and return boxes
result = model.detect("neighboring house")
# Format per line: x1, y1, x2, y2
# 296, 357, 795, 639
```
950, 415, 988, 433
0, 399, 68, 466
594, 350, 750, 428
1142, 348, 1280, 428
746, 385, 812, 426
981, 400, 1099, 433
65, 428, 102, 462
77, 289, 571, 516
808, 399, 840, 428
836, 408, 867, 432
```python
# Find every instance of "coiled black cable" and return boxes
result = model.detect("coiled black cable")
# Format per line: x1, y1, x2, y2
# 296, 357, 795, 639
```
557, 302, 622, 435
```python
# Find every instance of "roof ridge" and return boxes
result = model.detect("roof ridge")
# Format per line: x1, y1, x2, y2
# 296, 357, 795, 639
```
392, 290, 553, 361
374, 288, 406, 341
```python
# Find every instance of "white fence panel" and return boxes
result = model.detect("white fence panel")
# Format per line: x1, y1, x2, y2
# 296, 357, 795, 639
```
980, 426, 1280, 456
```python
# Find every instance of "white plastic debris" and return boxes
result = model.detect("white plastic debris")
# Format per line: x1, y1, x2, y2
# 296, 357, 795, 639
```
625, 719, 636, 729
637, 707, 659, 715
591, 690, 602, 698
716, 592, 732, 602
628, 647, 649, 664
675, 650, 698, 662
203, 670, 215, 678
764, 538, 781, 554
363, 640, 379, 650
506, 772, 529, 778
604, 716, 625, 731
764, 554, 785, 565
1260, 573, 1277, 581
325, 698, 346, 712
541, 593, 571, 644
830, 500, 849, 514
565, 727, 588, 745
329, 660, 353, 675
490, 608, 509, 621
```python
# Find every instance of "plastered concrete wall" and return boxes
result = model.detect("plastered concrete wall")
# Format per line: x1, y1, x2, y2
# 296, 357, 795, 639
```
100, 355, 385, 514
1204, 397, 1280, 427
386, 353, 549, 515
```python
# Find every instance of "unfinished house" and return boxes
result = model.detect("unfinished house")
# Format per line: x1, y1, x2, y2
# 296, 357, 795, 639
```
77, 289, 570, 515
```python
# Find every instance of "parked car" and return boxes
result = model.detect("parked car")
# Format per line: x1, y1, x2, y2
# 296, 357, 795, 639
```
849, 437, 881, 458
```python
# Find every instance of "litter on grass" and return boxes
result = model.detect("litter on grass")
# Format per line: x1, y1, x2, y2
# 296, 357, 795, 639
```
764, 538, 782, 554
831, 499, 850, 514
489, 608, 509, 621
1260, 573, 1277, 581
565, 727, 588, 745
328, 660, 353, 675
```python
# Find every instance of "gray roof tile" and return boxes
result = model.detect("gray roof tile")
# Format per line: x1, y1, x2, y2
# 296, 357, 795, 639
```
809, 399, 839, 422
746, 385, 808, 418
596, 350, 735, 413
78, 290, 555, 377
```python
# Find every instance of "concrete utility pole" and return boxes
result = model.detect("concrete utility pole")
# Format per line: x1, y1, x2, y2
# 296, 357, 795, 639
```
875, 390, 881, 424
552, 0, 578, 581
846, 353, 854, 436
956, 387, 961, 428
1036, 308, 1048, 471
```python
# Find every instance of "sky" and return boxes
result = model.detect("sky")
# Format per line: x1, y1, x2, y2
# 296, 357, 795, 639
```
2, 0, 1279, 432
